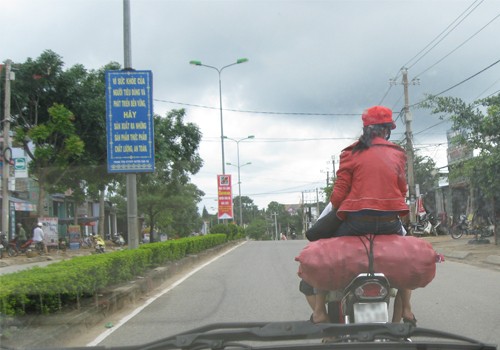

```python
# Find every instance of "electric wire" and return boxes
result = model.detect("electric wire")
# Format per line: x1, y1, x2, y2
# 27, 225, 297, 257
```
154, 98, 358, 116
406, 0, 485, 70
385, 0, 483, 86
414, 13, 500, 79
380, 0, 484, 105
473, 77, 500, 100
411, 57, 500, 108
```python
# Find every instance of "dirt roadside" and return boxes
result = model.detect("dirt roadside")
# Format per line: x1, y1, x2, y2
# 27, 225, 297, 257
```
421, 235, 500, 271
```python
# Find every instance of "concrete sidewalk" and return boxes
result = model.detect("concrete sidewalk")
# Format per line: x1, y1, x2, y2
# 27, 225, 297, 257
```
422, 235, 500, 269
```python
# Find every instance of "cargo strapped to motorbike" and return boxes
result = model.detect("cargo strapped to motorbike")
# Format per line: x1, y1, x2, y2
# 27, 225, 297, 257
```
296, 234, 439, 291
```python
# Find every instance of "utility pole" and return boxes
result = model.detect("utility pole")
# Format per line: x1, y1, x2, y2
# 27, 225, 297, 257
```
123, 0, 139, 248
399, 68, 419, 223
316, 187, 320, 218
2, 59, 12, 238
271, 212, 278, 240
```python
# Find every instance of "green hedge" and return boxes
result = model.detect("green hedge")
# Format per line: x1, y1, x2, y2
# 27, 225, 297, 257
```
0, 234, 227, 316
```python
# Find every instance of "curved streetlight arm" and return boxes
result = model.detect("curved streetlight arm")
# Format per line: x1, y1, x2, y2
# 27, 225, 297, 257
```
190, 58, 249, 75
189, 59, 249, 175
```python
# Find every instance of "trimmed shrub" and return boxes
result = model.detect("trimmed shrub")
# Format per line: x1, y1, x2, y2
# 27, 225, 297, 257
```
0, 234, 228, 316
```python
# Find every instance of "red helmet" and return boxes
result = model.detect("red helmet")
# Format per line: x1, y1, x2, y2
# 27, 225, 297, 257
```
361, 106, 396, 129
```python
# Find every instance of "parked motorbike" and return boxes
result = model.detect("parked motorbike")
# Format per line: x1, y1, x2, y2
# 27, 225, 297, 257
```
409, 211, 447, 236
0, 233, 18, 257
14, 237, 36, 255
451, 214, 494, 240
92, 235, 106, 253
111, 233, 126, 247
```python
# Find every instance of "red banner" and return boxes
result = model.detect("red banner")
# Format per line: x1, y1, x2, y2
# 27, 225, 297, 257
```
217, 175, 233, 220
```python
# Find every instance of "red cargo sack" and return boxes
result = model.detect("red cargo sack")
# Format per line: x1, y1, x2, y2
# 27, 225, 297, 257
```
295, 235, 438, 291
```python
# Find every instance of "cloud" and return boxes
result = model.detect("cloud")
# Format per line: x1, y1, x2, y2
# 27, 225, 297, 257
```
3, 0, 499, 212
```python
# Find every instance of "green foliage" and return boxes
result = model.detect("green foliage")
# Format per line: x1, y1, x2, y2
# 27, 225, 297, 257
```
0, 235, 228, 316
245, 219, 269, 240
209, 223, 244, 240
413, 154, 440, 195
116, 109, 205, 239
232, 196, 260, 225
424, 94, 500, 198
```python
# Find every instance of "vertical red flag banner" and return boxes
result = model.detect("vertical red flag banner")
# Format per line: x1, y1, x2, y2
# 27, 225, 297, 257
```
416, 196, 426, 219
217, 175, 233, 220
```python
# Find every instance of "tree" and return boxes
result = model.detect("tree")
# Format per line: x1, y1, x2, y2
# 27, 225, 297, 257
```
8, 51, 121, 225
424, 94, 500, 198
413, 154, 440, 196
133, 109, 204, 240
245, 219, 269, 240
266, 201, 302, 237
232, 195, 259, 226
14, 103, 84, 216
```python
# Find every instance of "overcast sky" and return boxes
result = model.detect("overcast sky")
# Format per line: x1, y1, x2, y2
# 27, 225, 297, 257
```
2, 0, 499, 213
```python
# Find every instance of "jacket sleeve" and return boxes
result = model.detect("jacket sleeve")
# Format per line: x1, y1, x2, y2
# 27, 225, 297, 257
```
397, 151, 408, 198
331, 149, 353, 209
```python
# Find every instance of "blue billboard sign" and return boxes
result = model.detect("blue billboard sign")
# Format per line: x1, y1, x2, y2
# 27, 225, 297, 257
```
105, 70, 155, 173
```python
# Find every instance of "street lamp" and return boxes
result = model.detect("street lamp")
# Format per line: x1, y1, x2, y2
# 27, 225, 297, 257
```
225, 135, 255, 226
189, 58, 249, 175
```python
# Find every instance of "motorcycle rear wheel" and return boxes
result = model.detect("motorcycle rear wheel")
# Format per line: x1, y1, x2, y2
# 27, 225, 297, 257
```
7, 246, 18, 257
450, 227, 464, 239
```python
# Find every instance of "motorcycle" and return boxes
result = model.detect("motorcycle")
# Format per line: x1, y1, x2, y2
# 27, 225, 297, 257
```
14, 237, 36, 255
451, 214, 494, 240
111, 233, 126, 247
0, 233, 18, 257
409, 211, 444, 236
92, 235, 106, 253
297, 234, 441, 333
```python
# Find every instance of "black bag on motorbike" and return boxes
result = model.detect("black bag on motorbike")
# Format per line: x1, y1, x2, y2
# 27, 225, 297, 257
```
306, 209, 343, 241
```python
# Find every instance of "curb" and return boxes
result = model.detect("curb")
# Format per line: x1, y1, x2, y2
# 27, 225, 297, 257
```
443, 251, 470, 259
1, 241, 242, 349
485, 255, 500, 266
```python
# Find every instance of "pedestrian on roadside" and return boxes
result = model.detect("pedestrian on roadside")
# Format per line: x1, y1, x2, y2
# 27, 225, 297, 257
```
33, 222, 48, 254
17, 223, 27, 247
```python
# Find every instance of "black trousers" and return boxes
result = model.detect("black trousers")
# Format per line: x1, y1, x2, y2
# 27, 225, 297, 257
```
305, 209, 343, 242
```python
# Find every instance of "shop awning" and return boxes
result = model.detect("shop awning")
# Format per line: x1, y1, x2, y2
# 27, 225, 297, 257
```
0, 195, 37, 211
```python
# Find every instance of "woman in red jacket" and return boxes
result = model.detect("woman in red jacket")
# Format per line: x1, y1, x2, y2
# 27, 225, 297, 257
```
310, 105, 416, 326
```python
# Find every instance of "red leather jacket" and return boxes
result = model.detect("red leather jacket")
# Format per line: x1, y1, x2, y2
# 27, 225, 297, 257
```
331, 137, 409, 220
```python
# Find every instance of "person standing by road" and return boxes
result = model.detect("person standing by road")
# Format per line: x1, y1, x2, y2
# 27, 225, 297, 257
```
17, 223, 27, 247
33, 222, 48, 254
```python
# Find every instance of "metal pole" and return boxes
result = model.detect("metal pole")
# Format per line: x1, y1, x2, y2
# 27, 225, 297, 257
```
123, 0, 138, 248
402, 68, 416, 224
236, 141, 242, 226
218, 73, 226, 175
2, 60, 11, 238
274, 212, 278, 240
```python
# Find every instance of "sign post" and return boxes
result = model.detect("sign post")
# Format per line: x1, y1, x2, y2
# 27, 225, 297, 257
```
217, 175, 233, 220
105, 70, 154, 173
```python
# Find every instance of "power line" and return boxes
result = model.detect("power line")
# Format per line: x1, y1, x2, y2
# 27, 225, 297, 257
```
380, 0, 484, 105
411, 57, 500, 107
201, 136, 356, 143
154, 98, 359, 116
406, 0, 484, 70
414, 12, 500, 79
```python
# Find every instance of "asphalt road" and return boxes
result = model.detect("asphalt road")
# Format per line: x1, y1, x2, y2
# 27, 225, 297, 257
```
90, 240, 500, 348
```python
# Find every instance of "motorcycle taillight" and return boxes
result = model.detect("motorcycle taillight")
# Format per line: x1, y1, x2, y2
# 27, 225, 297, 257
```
354, 282, 388, 299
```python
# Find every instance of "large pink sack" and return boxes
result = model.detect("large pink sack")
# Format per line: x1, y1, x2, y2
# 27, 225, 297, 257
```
295, 235, 438, 291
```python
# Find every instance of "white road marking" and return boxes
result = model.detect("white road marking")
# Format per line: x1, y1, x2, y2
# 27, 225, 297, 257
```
87, 241, 246, 346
